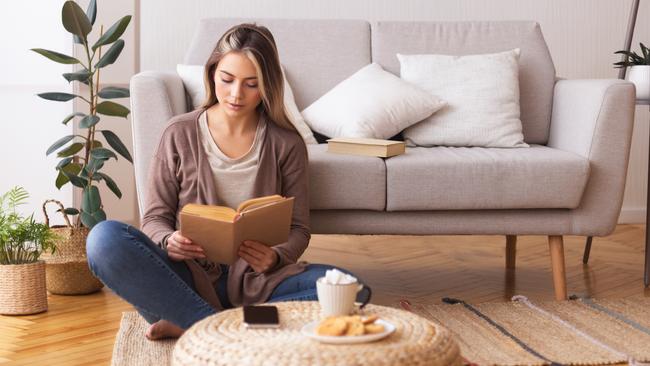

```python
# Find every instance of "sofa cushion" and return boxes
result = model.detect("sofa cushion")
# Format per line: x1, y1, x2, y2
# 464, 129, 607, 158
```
386, 145, 590, 210
372, 21, 556, 145
308, 144, 386, 210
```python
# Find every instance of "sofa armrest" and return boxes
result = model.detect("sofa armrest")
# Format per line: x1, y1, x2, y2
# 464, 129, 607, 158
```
130, 71, 188, 218
548, 79, 636, 235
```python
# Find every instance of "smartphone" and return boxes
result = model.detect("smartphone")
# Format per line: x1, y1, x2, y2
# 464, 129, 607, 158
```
243, 305, 280, 328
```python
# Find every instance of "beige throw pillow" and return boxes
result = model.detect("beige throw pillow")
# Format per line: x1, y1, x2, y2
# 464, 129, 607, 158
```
398, 49, 528, 148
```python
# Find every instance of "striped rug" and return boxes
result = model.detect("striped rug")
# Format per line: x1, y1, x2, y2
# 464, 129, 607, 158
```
401, 295, 650, 366
112, 296, 650, 366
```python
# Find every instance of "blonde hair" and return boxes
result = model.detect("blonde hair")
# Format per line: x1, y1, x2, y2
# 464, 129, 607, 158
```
201, 23, 296, 133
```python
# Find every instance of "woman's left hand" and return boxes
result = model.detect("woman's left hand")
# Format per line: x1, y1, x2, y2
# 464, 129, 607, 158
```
238, 240, 279, 273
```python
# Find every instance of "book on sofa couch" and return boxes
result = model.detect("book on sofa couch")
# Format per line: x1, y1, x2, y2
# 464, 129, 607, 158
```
179, 195, 294, 264
327, 137, 406, 158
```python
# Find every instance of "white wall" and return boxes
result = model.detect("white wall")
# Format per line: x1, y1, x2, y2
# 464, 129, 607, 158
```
0, 1, 73, 225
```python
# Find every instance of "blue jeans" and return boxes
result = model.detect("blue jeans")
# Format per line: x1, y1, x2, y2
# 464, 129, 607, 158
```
86, 220, 369, 329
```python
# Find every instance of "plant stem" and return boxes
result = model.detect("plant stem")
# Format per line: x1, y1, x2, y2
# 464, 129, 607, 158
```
80, 36, 95, 229
89, 25, 104, 186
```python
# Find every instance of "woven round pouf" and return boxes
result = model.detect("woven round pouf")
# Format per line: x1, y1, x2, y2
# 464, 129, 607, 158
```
172, 301, 461, 366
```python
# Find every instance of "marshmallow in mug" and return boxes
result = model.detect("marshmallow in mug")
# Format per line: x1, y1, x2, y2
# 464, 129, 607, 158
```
322, 268, 357, 285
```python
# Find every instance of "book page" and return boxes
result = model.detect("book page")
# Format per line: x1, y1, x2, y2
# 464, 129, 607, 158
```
236, 194, 284, 213
182, 204, 238, 222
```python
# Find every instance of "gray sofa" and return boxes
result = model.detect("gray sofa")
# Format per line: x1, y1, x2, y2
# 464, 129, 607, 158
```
130, 19, 636, 300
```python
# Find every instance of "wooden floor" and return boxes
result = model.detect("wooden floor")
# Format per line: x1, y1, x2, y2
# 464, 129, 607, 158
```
1, 224, 648, 365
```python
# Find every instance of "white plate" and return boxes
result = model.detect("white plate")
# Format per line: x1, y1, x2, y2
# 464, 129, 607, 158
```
301, 318, 395, 344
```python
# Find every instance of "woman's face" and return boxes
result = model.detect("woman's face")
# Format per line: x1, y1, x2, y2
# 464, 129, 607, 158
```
214, 52, 262, 117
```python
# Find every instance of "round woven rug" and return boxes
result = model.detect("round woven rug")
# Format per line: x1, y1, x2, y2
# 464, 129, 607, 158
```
172, 301, 461, 366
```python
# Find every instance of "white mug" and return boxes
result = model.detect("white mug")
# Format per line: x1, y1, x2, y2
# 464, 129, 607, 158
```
316, 277, 372, 317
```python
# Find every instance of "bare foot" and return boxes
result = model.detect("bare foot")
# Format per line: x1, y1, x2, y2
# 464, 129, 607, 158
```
145, 319, 185, 340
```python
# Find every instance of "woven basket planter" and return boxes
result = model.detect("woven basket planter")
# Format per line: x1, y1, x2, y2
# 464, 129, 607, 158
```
42, 200, 103, 295
0, 260, 48, 315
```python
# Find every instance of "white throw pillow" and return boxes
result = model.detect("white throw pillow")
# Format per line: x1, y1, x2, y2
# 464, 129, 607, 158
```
300, 63, 446, 140
280, 67, 318, 144
175, 64, 317, 144
176, 64, 206, 109
398, 49, 528, 148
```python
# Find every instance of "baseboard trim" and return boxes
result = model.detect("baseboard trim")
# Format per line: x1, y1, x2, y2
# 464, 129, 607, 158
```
618, 207, 646, 224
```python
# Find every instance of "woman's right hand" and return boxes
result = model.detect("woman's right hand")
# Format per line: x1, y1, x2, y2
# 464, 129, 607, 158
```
166, 231, 206, 261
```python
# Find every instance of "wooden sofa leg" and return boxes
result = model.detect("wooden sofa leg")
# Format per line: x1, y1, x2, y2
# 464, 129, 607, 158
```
548, 235, 568, 300
506, 235, 517, 269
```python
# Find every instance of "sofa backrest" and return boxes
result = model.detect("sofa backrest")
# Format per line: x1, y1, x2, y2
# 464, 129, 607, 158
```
183, 18, 371, 111
372, 21, 556, 145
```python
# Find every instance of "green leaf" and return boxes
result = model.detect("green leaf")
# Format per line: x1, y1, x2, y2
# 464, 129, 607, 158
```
55, 170, 69, 189
98, 86, 130, 99
79, 166, 101, 181
91, 147, 117, 160
61, 1, 92, 39
79, 115, 100, 128
62, 70, 92, 83
80, 211, 97, 228
46, 135, 75, 155
95, 40, 125, 69
63, 208, 79, 215
91, 140, 102, 148
100, 130, 133, 162
60, 163, 85, 188
641, 43, 649, 63
86, 0, 97, 25
61, 163, 82, 175
57, 142, 84, 157
87, 156, 105, 173
96, 101, 130, 117
62, 112, 85, 125
56, 157, 74, 169
93, 209, 106, 221
30, 48, 80, 64
93, 16, 131, 50
38, 92, 78, 102
82, 186, 101, 213
96, 172, 122, 198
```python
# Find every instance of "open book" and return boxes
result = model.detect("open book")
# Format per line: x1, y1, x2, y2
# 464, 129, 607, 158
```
179, 195, 294, 264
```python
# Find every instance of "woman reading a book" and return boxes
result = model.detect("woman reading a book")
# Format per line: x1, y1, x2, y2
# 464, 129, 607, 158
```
86, 23, 370, 339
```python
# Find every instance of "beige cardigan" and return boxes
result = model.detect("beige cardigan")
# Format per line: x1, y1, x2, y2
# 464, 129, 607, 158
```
141, 108, 310, 310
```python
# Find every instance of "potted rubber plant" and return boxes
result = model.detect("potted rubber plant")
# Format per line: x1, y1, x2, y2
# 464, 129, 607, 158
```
31, 0, 132, 294
614, 42, 650, 100
0, 187, 58, 315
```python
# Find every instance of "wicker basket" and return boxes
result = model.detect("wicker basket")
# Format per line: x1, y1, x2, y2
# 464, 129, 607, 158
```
42, 199, 104, 295
0, 260, 48, 315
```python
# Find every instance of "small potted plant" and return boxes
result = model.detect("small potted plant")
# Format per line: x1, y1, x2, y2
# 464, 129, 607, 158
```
614, 42, 650, 101
0, 187, 58, 315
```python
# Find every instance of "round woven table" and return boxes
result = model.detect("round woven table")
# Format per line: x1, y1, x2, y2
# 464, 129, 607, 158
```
172, 301, 461, 366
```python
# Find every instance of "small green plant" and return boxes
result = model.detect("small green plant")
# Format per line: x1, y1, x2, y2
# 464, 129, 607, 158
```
0, 187, 58, 265
614, 42, 650, 68
32, 0, 133, 229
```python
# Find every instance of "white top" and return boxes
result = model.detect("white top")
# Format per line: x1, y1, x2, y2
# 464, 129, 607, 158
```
198, 110, 267, 209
